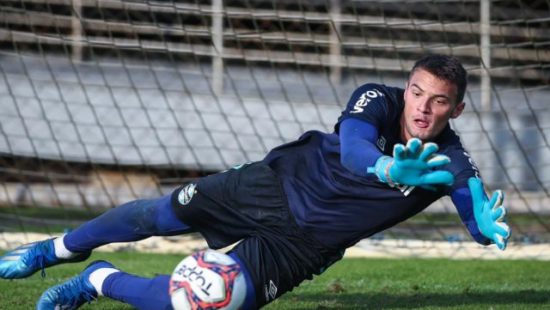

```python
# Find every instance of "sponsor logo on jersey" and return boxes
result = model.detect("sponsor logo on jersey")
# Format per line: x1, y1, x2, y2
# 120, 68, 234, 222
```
398, 184, 415, 196
389, 183, 416, 196
350, 89, 384, 114
177, 183, 197, 205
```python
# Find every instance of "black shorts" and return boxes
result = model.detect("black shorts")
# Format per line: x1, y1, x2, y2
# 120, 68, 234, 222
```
171, 162, 342, 308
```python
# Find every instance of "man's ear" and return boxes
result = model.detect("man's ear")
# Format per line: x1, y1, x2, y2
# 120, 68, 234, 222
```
451, 102, 465, 119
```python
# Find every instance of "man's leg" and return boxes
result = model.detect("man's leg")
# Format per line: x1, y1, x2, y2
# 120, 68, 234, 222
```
36, 260, 173, 310
36, 254, 257, 310
0, 193, 191, 279
63, 193, 191, 252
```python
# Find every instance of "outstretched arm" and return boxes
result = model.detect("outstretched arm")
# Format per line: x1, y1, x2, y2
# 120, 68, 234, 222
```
451, 178, 511, 250
340, 118, 454, 187
339, 118, 383, 176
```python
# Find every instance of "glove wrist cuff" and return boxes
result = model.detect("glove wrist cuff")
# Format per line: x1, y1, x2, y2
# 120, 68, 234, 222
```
385, 160, 396, 187
369, 155, 394, 184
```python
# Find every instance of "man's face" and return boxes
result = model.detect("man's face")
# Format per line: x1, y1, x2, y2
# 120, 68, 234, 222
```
400, 68, 465, 142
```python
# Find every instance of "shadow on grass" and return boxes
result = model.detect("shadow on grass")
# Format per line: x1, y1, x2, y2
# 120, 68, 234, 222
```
287, 289, 550, 309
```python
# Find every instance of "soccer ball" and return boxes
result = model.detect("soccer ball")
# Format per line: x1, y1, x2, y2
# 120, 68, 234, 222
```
169, 249, 247, 310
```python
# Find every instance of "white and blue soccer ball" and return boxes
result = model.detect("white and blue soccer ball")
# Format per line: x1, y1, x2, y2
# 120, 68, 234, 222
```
169, 249, 247, 310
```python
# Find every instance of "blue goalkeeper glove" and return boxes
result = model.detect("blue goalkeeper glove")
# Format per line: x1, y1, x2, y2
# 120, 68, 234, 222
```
367, 138, 454, 188
468, 177, 511, 250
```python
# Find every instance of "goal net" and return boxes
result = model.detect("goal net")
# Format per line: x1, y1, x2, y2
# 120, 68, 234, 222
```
1, 0, 548, 258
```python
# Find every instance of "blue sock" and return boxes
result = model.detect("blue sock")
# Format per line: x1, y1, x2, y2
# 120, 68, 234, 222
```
64, 194, 191, 253
102, 258, 257, 310
102, 273, 173, 310
229, 252, 257, 310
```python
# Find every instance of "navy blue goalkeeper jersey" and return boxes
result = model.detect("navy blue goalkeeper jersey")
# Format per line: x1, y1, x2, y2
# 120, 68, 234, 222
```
263, 83, 481, 251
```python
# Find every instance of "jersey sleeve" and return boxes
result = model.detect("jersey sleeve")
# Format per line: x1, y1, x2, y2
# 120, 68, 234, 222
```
335, 83, 398, 176
445, 148, 481, 192
339, 118, 383, 176
335, 83, 392, 133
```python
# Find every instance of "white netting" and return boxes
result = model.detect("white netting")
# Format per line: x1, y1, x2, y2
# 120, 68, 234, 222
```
0, 0, 548, 257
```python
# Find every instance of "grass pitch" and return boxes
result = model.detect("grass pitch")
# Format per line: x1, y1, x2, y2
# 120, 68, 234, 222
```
0, 251, 549, 309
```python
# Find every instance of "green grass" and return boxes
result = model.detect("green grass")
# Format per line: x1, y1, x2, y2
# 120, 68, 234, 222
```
0, 251, 549, 309
0, 206, 102, 220
0, 206, 103, 233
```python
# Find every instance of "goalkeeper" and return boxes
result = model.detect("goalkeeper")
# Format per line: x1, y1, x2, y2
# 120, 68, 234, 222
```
0, 54, 510, 310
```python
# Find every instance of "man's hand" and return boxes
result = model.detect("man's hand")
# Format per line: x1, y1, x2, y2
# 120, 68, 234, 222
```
368, 138, 454, 188
468, 177, 511, 250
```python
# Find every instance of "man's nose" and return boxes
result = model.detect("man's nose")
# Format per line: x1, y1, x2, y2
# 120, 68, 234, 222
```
417, 99, 431, 113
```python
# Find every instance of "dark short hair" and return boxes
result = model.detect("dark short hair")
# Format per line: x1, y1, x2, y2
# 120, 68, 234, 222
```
409, 54, 467, 103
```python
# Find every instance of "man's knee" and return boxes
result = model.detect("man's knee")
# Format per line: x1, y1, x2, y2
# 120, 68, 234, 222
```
129, 194, 190, 235
117, 198, 158, 235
